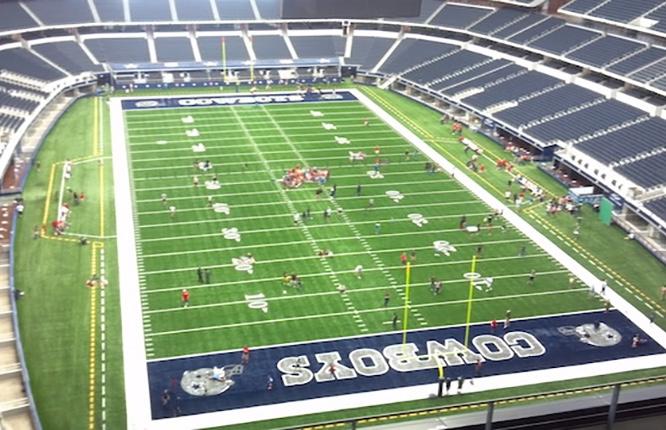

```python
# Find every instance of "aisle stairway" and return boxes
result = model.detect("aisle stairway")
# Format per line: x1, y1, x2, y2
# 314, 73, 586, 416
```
0, 232, 36, 429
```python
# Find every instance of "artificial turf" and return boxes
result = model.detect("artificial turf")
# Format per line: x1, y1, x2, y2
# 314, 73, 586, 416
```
12, 84, 666, 430
123, 96, 602, 359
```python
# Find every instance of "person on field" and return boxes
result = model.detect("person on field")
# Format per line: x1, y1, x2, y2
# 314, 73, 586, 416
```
181, 289, 190, 307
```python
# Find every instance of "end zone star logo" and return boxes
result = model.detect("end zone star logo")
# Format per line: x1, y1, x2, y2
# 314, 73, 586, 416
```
180, 364, 244, 396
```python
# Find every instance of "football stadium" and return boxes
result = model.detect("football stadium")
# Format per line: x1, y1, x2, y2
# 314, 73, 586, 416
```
1, 0, 666, 429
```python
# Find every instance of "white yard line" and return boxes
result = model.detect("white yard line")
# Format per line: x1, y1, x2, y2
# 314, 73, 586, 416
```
142, 252, 550, 276
127, 128, 399, 146
132, 158, 428, 173
143, 252, 543, 294
129, 137, 409, 155
130, 138, 409, 155
131, 149, 407, 164
124, 102, 366, 120
133, 163, 443, 184
149, 308, 602, 361
143, 236, 526, 258
138, 200, 486, 229
136, 189, 467, 215
145, 270, 573, 314
127, 116, 377, 132
139, 212, 504, 243
147, 287, 588, 337
135, 177, 452, 202
125, 108, 370, 124
128, 124, 397, 137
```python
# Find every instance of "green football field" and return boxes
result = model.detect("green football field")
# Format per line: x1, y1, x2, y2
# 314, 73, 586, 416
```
122, 96, 604, 359
12, 86, 666, 430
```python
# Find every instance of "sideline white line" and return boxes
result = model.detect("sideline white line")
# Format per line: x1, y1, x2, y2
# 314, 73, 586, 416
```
56, 164, 66, 222
109, 98, 152, 428
99, 247, 108, 430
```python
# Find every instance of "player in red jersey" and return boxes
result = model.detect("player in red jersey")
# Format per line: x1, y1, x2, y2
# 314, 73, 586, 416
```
181, 289, 190, 307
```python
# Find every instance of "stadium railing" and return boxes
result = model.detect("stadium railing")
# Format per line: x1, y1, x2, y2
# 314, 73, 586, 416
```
7, 208, 42, 429
275, 375, 666, 430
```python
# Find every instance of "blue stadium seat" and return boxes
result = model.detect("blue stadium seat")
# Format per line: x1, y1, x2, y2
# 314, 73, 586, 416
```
576, 118, 666, 165
528, 25, 602, 55
461, 71, 561, 110
402, 50, 489, 85
379, 39, 457, 75
32, 41, 101, 74
198, 36, 249, 62
290, 36, 346, 59
525, 100, 647, 144
348, 37, 394, 70
589, 0, 663, 24
175, 0, 216, 21
84, 38, 151, 64
615, 152, 666, 189
606, 47, 666, 75
493, 84, 603, 127
25, 0, 94, 25
0, 2, 39, 31
566, 35, 645, 67
429, 4, 494, 29
0, 48, 66, 81
251, 35, 291, 60
154, 37, 195, 63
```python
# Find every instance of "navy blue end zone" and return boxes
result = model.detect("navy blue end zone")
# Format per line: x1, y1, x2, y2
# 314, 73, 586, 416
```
148, 310, 665, 419
121, 90, 357, 111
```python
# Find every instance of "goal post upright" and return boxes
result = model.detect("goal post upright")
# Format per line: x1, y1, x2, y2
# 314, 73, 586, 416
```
463, 255, 477, 350
401, 262, 412, 347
